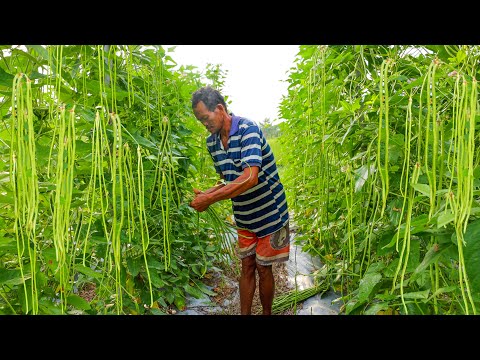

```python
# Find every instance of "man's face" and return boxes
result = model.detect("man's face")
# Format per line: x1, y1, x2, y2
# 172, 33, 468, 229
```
193, 101, 223, 134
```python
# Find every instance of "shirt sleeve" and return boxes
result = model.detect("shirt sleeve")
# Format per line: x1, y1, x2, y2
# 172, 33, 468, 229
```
240, 124, 263, 169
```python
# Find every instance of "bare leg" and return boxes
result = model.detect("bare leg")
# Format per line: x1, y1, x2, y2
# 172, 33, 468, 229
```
239, 255, 257, 315
257, 263, 274, 315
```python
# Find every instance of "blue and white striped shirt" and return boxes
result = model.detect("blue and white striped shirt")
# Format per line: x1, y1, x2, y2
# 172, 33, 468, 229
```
206, 115, 289, 237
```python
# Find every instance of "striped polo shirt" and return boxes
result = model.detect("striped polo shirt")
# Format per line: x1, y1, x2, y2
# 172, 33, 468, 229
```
206, 114, 289, 238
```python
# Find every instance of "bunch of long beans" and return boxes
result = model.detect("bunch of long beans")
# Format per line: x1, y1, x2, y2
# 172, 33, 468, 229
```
204, 206, 237, 264
51, 105, 76, 313
10, 73, 39, 314
184, 189, 238, 269
271, 279, 329, 314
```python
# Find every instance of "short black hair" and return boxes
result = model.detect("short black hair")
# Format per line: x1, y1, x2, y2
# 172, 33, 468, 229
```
191, 86, 228, 112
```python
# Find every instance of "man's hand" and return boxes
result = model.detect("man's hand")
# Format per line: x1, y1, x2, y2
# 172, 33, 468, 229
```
189, 189, 211, 212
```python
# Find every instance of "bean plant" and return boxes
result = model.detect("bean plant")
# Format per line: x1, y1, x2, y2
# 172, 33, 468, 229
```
0, 45, 234, 315
278, 45, 480, 315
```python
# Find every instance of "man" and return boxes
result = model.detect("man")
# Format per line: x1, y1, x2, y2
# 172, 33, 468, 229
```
189, 86, 290, 315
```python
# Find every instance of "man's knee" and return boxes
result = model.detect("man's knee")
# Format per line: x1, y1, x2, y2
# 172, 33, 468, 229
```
241, 255, 257, 274
256, 263, 272, 278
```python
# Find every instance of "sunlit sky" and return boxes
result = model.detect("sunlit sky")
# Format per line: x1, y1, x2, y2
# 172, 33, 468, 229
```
165, 45, 300, 124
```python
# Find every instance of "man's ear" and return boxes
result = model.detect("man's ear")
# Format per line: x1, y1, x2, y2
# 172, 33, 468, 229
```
216, 104, 225, 113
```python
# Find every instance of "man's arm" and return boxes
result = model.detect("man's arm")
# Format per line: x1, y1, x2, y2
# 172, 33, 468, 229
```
189, 166, 259, 212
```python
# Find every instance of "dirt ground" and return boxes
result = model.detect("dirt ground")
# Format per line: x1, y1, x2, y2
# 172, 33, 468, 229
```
200, 256, 297, 315
78, 254, 299, 315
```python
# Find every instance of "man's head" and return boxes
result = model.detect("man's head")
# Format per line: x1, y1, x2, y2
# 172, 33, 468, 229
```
191, 86, 227, 112
191, 86, 229, 134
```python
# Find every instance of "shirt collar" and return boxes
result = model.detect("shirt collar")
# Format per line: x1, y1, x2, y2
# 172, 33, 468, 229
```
229, 113, 239, 136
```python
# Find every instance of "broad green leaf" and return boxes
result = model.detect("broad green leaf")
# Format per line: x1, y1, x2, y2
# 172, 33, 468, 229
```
473, 166, 480, 179
0, 66, 14, 87
410, 243, 454, 282
354, 164, 370, 193
126, 256, 142, 277
11, 48, 40, 65
146, 257, 163, 270
150, 308, 167, 315
382, 214, 431, 250
406, 238, 420, 272
75, 264, 102, 280
400, 289, 430, 300
156, 297, 168, 308
357, 272, 382, 305
183, 283, 204, 299
67, 294, 91, 310
27, 45, 49, 61
129, 132, 158, 151
38, 298, 64, 315
345, 299, 360, 315
191, 265, 203, 277
165, 292, 174, 305
0, 236, 16, 248
428, 286, 457, 300
196, 282, 217, 296
437, 211, 455, 228
412, 183, 431, 197
366, 262, 386, 274
0, 268, 28, 286
174, 296, 186, 311
148, 271, 164, 288
463, 218, 480, 298
364, 302, 391, 315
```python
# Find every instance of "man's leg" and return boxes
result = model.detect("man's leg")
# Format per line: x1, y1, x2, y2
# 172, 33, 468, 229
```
239, 254, 257, 315
257, 263, 274, 315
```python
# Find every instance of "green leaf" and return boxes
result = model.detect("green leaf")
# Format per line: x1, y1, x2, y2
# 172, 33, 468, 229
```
126, 256, 142, 277
463, 219, 480, 300
27, 45, 49, 61
357, 272, 382, 305
406, 238, 420, 272
382, 214, 430, 250
156, 297, 168, 308
0, 268, 29, 286
67, 294, 91, 310
412, 183, 431, 198
129, 132, 158, 151
0, 66, 14, 87
150, 308, 167, 315
364, 302, 390, 315
174, 296, 186, 311
149, 271, 165, 288
410, 243, 454, 282
196, 282, 217, 296
428, 286, 457, 300
75, 265, 102, 280
146, 257, 163, 270
401, 289, 430, 300
0, 236, 16, 248
183, 283, 204, 299
165, 292, 174, 305
437, 211, 455, 228
38, 298, 63, 315
354, 164, 370, 193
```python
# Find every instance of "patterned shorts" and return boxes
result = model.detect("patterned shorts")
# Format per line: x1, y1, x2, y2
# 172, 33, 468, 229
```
237, 221, 290, 266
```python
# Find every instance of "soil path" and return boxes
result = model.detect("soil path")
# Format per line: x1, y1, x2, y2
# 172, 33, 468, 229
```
177, 230, 343, 315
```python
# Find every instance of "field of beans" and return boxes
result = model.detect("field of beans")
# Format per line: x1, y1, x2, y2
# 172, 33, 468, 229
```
0, 45, 479, 315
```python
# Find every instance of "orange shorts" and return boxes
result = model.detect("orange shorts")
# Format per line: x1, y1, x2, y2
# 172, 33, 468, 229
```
237, 221, 290, 266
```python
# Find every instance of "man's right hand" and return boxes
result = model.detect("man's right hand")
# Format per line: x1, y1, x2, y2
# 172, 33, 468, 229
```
189, 189, 211, 212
